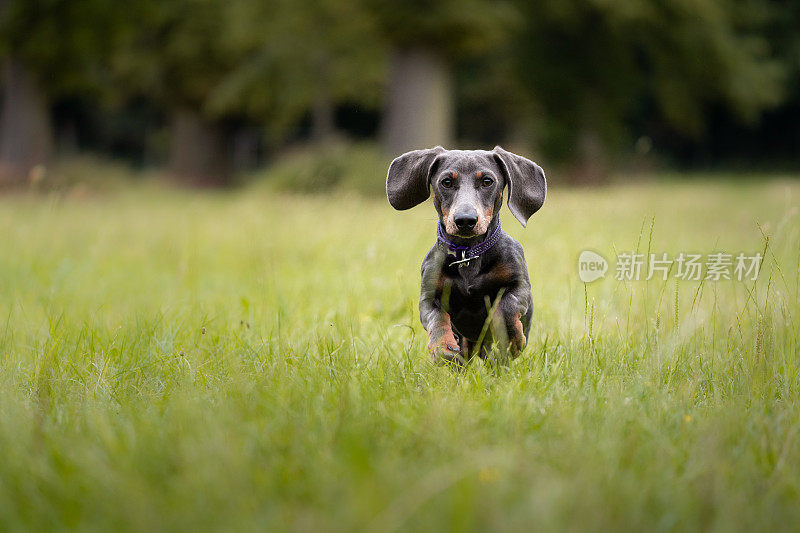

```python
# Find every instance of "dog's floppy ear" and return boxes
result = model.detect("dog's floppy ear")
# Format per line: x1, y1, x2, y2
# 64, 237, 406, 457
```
492, 146, 546, 227
386, 146, 446, 210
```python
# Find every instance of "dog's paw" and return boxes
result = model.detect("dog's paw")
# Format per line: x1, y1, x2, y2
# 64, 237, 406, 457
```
431, 345, 466, 366
427, 329, 464, 366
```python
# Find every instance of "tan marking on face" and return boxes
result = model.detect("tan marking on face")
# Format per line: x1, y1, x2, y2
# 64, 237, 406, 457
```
441, 204, 453, 233
442, 173, 497, 236
471, 203, 493, 235
444, 212, 458, 234
476, 171, 483, 178
445, 204, 493, 235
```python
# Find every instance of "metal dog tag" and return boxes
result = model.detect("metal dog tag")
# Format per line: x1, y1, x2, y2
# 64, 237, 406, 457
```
451, 251, 472, 268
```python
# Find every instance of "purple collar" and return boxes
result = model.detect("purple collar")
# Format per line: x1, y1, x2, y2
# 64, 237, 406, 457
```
437, 221, 502, 264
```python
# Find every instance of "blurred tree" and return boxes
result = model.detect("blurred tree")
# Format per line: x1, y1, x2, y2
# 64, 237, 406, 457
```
0, 0, 120, 185
112, 0, 237, 186
769, 0, 800, 156
114, 0, 384, 185
207, 0, 385, 147
368, 0, 514, 155
0, 50, 51, 186
506, 0, 786, 183
1, 0, 795, 187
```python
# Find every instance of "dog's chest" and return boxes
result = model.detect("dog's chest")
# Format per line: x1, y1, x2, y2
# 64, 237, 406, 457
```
443, 257, 497, 301
453, 256, 482, 280
442, 260, 500, 339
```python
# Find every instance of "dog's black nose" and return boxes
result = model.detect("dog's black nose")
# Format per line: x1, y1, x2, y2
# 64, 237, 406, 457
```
454, 212, 478, 230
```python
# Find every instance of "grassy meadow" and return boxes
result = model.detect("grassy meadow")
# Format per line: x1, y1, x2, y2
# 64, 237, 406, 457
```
0, 174, 799, 531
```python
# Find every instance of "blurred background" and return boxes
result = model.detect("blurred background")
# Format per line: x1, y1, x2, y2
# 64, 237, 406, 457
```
0, 0, 798, 191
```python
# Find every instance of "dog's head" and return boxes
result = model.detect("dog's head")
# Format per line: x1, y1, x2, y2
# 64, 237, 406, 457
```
386, 146, 546, 237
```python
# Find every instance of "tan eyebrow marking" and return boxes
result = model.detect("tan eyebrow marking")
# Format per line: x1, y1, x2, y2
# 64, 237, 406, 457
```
451, 171, 457, 179
476, 171, 483, 178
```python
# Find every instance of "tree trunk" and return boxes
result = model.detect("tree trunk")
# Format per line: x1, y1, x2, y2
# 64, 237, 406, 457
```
0, 58, 53, 187
381, 48, 454, 155
168, 109, 230, 187
311, 86, 336, 145
311, 55, 336, 145
569, 127, 608, 185
231, 127, 260, 173
504, 118, 536, 158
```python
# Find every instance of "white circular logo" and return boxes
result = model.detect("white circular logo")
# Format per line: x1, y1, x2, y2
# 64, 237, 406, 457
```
578, 250, 608, 282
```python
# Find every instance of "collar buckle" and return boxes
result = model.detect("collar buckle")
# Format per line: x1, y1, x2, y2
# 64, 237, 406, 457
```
450, 253, 473, 267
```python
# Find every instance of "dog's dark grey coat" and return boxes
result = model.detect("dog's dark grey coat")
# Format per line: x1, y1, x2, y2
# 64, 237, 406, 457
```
386, 146, 547, 365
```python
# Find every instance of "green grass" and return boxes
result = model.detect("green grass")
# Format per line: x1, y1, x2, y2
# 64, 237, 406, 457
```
0, 176, 799, 531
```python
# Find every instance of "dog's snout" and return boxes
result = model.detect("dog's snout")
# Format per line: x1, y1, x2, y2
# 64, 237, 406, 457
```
454, 211, 478, 231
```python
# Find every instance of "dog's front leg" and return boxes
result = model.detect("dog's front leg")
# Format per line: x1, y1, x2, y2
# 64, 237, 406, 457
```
421, 303, 464, 366
419, 249, 464, 366
487, 289, 529, 364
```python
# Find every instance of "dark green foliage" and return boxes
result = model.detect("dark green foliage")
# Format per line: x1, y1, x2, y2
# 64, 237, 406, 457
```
110, 0, 237, 113
209, 0, 385, 141
0, 0, 128, 98
251, 142, 387, 195
0, 0, 799, 177
367, 0, 516, 58
503, 0, 786, 159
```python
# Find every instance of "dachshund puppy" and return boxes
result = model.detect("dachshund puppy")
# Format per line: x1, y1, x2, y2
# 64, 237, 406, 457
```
386, 146, 546, 367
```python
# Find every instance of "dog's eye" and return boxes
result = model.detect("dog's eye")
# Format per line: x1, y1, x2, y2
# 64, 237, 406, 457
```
441, 177, 453, 188
482, 177, 494, 187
